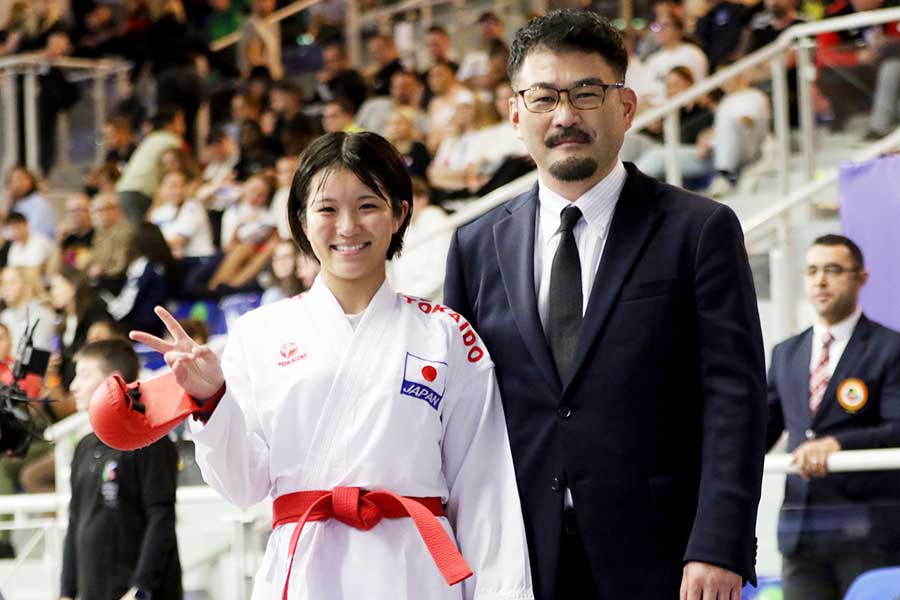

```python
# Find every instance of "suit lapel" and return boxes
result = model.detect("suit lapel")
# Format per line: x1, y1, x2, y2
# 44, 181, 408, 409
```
812, 315, 871, 426
565, 166, 664, 389
494, 184, 562, 392
790, 328, 814, 427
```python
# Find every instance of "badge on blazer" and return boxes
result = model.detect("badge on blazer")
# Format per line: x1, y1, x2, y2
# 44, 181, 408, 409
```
837, 378, 868, 413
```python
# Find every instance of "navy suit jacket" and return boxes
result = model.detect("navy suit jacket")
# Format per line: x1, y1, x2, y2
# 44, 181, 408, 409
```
766, 314, 900, 555
444, 163, 767, 600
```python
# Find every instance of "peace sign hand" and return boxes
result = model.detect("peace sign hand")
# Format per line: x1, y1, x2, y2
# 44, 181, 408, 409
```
129, 306, 225, 401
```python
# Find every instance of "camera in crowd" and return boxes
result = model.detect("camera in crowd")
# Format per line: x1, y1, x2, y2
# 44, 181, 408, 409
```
0, 319, 49, 458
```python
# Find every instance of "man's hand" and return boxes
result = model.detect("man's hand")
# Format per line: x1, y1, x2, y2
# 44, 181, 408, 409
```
791, 436, 841, 480
680, 561, 742, 600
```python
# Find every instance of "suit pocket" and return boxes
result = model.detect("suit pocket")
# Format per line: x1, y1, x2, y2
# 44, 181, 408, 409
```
620, 278, 678, 302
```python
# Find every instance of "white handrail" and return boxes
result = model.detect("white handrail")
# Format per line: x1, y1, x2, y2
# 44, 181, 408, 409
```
743, 125, 900, 239
211, 0, 322, 52
633, 6, 900, 131
0, 485, 255, 515
765, 448, 900, 474
0, 53, 129, 71
402, 171, 537, 252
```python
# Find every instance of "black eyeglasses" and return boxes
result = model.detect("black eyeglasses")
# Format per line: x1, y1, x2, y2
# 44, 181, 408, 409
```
515, 82, 625, 113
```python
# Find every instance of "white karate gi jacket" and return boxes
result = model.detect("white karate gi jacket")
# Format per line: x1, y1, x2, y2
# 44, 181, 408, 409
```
190, 278, 534, 600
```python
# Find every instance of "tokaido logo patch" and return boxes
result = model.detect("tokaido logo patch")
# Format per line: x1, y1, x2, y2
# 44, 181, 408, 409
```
401, 353, 447, 410
277, 342, 308, 367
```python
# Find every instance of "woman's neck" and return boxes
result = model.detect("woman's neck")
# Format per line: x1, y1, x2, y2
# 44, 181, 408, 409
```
322, 270, 386, 315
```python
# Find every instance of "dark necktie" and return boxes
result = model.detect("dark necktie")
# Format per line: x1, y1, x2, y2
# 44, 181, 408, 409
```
547, 205, 583, 381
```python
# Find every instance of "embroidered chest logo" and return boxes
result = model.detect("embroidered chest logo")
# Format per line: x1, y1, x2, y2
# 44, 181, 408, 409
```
101, 460, 119, 508
401, 353, 448, 410
277, 342, 308, 367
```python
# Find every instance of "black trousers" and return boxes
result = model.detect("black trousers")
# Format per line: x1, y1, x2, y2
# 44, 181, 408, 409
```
782, 533, 892, 600
555, 508, 599, 599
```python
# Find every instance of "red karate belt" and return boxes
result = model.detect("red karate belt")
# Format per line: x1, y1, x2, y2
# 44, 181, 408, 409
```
272, 487, 472, 599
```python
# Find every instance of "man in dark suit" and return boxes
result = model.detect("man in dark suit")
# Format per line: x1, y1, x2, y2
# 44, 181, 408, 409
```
443, 10, 767, 600
766, 234, 900, 599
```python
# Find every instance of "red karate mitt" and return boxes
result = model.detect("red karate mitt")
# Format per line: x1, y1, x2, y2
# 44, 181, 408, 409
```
89, 373, 220, 450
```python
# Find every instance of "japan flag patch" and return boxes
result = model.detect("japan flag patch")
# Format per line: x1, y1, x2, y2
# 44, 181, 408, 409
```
401, 353, 448, 410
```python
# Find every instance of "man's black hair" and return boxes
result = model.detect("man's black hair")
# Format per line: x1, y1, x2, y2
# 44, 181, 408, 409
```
508, 9, 628, 83
812, 234, 865, 269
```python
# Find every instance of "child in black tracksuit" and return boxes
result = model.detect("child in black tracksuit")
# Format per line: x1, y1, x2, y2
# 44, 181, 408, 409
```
60, 339, 182, 600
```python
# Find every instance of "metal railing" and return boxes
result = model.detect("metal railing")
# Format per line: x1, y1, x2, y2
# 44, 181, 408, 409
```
208, 0, 537, 68
0, 53, 130, 175
633, 6, 900, 192
743, 126, 900, 341
0, 485, 268, 599
402, 8, 900, 346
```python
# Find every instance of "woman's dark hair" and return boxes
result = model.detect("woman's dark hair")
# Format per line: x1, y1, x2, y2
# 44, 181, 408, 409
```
507, 9, 628, 83
56, 267, 105, 323
125, 222, 177, 277
287, 132, 413, 261
248, 172, 278, 208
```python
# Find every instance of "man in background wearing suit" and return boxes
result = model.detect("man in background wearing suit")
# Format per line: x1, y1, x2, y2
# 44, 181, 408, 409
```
444, 9, 767, 600
766, 234, 900, 600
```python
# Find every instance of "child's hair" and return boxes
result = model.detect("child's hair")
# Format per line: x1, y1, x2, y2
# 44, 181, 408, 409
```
75, 339, 140, 382
178, 318, 209, 345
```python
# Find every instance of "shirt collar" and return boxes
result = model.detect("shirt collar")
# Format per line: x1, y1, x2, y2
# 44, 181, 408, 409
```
813, 306, 862, 343
537, 161, 627, 238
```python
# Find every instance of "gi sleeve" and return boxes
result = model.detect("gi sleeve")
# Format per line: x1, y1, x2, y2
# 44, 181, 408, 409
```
683, 204, 767, 585
441, 352, 534, 600
189, 316, 272, 508
132, 438, 179, 590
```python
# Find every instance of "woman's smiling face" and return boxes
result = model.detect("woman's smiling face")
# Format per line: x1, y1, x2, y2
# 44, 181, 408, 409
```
303, 168, 407, 289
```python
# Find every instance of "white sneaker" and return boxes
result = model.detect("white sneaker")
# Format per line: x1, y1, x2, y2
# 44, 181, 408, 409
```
704, 174, 735, 198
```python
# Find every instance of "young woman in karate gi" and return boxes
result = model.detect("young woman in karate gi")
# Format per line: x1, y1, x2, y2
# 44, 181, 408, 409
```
130, 132, 534, 600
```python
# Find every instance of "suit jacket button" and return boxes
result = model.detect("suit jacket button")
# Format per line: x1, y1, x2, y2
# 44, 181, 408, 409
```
557, 406, 572, 419
551, 477, 561, 492
805, 428, 816, 440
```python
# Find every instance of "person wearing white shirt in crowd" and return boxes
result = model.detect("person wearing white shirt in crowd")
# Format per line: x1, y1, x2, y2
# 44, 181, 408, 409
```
388, 177, 452, 300
704, 67, 770, 194
0, 266, 55, 353
635, 66, 768, 195
426, 62, 476, 153
208, 173, 278, 294
456, 11, 506, 83
196, 128, 241, 212
643, 14, 708, 107
2, 165, 57, 240
464, 81, 529, 181
427, 99, 500, 200
147, 170, 216, 260
270, 156, 298, 241
4, 212, 54, 269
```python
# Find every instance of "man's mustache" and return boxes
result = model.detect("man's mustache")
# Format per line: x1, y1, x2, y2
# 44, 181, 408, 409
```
545, 127, 591, 147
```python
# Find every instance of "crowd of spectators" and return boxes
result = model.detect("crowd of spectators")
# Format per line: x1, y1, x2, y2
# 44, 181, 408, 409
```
0, 0, 894, 551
